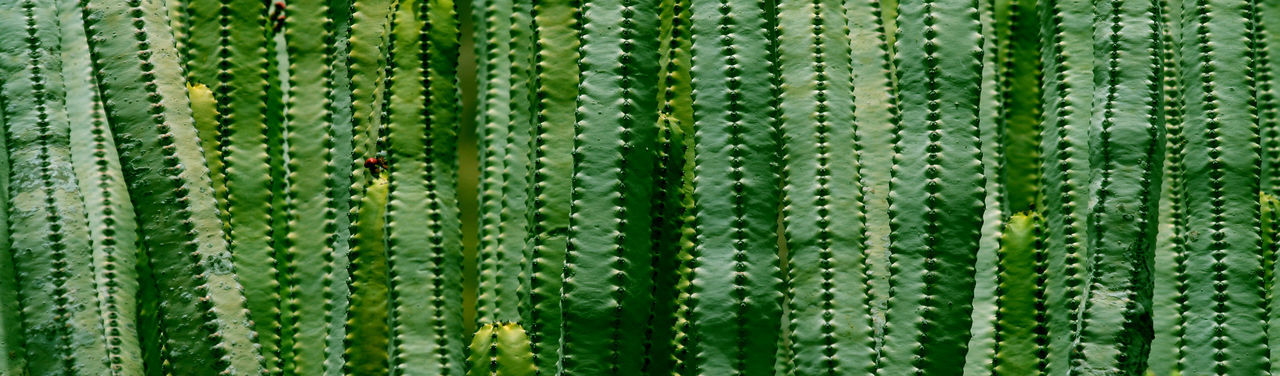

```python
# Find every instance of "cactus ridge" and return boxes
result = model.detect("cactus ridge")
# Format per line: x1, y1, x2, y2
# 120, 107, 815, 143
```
527, 0, 579, 369
685, 0, 786, 371
877, 0, 987, 374
776, 0, 874, 372
59, 0, 146, 372
1071, 0, 1165, 371
79, 0, 265, 372
560, 0, 662, 370
475, 0, 515, 326
1174, 0, 1270, 373
1035, 0, 1093, 372
1, 1, 111, 373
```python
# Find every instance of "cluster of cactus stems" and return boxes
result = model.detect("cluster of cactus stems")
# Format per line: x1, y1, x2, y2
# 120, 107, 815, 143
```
4, 0, 1280, 375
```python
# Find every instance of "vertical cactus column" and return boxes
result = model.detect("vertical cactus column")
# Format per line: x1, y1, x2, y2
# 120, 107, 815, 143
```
1073, 0, 1165, 372
276, 0, 347, 371
467, 323, 536, 376
776, 0, 875, 373
846, 0, 897, 337
61, 0, 146, 372
0, 0, 111, 374
341, 3, 393, 373
993, 0, 1043, 213
877, 0, 986, 374
685, 0, 785, 372
993, 213, 1046, 375
383, 0, 466, 374
560, 0, 661, 371
1175, 0, 1269, 374
1148, 0, 1184, 372
1036, 0, 1094, 373
0, 86, 17, 376
344, 177, 390, 376
473, 0, 523, 325
79, 0, 265, 373
169, 0, 283, 371
527, 0, 578, 370
641, 0, 695, 372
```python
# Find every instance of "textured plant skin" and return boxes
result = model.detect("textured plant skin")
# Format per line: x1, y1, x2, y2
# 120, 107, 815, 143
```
0, 1, 112, 374
276, 0, 346, 369
640, 0, 695, 372
1036, 0, 1094, 373
1265, 193, 1280, 374
473, 0, 523, 326
992, 212, 1044, 376
993, 0, 1043, 214
559, 0, 661, 371
684, 0, 786, 372
79, 0, 265, 373
343, 177, 389, 376
0, 79, 17, 376
526, 0, 578, 370
59, 0, 146, 372
876, 0, 987, 374
775, 0, 875, 373
1148, 0, 1184, 373
173, 0, 283, 371
1072, 0, 1165, 372
467, 323, 536, 376
845, 0, 896, 340
382, 0, 466, 375
1174, 0, 1269, 374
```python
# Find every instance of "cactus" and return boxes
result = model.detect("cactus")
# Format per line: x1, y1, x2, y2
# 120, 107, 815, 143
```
684, 0, 786, 373
876, 0, 987, 375
775, 0, 875, 373
467, 323, 536, 376
3, 0, 1280, 374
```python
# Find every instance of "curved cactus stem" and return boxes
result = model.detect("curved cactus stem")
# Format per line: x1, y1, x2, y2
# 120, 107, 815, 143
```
62, 0, 146, 373
0, 0, 111, 373
1173, 0, 1270, 373
467, 323, 537, 376
684, 0, 786, 371
344, 177, 390, 376
775, 0, 874, 372
188, 83, 225, 221
526, 0, 578, 370
79, 0, 266, 373
875, 0, 987, 374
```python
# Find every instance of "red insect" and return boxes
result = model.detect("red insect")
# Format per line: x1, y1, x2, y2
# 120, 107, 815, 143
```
364, 157, 388, 176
